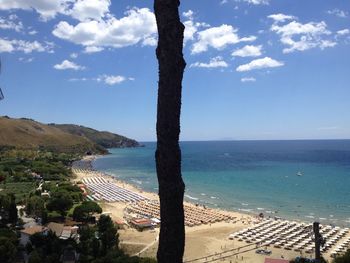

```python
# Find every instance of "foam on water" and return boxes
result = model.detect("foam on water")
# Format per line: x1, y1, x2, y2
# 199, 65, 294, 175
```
184, 194, 199, 201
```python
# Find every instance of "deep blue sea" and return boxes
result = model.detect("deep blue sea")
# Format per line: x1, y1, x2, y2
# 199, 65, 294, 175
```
93, 140, 350, 227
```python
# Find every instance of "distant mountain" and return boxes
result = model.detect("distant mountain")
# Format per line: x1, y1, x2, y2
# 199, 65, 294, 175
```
50, 124, 140, 148
0, 116, 140, 154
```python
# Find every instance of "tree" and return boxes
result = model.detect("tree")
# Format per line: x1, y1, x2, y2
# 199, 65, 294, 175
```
154, 0, 186, 262
0, 193, 18, 225
97, 215, 118, 254
333, 249, 350, 263
26, 196, 45, 217
8, 193, 18, 224
46, 193, 73, 217
0, 237, 17, 263
28, 250, 43, 263
73, 201, 102, 222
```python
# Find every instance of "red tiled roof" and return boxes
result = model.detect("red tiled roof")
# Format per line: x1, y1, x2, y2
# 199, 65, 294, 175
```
132, 218, 152, 224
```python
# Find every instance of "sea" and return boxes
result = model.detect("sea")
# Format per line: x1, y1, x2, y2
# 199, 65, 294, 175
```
92, 140, 350, 227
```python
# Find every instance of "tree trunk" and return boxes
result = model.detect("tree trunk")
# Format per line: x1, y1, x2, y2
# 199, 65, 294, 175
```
154, 0, 186, 262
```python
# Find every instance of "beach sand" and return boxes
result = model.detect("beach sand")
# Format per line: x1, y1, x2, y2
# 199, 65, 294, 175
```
71, 156, 344, 262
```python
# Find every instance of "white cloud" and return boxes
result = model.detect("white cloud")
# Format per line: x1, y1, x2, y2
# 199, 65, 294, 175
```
83, 46, 104, 53
69, 74, 133, 85
191, 24, 256, 54
95, 74, 132, 85
190, 56, 229, 68
70, 52, 78, 58
232, 45, 262, 57
183, 10, 194, 20
142, 36, 157, 47
268, 13, 296, 23
183, 21, 209, 44
0, 38, 54, 53
68, 0, 110, 22
243, 0, 269, 5
271, 20, 336, 53
101, 75, 125, 85
182, 10, 209, 44
54, 60, 85, 70
52, 7, 157, 51
0, 0, 73, 21
28, 30, 38, 35
0, 39, 15, 53
271, 21, 330, 36
241, 77, 256, 82
319, 40, 337, 49
69, 77, 88, 82
337, 29, 350, 36
18, 57, 34, 63
0, 0, 114, 22
236, 57, 284, 72
183, 20, 197, 43
0, 15, 23, 32
327, 9, 348, 18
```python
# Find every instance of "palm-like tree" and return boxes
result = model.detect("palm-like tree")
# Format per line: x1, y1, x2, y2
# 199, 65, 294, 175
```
154, 0, 186, 262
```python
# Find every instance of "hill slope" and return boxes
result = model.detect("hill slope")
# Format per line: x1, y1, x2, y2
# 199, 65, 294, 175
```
0, 116, 139, 154
50, 124, 140, 148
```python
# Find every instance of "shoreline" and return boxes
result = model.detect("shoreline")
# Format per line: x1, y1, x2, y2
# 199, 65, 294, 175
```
72, 155, 255, 223
76, 155, 349, 228
74, 155, 260, 218
71, 155, 350, 262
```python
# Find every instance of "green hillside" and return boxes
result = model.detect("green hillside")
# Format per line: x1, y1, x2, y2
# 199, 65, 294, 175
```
0, 116, 139, 154
51, 124, 140, 148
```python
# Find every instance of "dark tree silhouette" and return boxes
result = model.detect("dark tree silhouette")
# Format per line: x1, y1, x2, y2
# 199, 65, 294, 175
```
154, 0, 186, 262
0, 60, 4, 101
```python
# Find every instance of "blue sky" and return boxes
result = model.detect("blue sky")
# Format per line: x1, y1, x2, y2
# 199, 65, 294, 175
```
0, 0, 349, 141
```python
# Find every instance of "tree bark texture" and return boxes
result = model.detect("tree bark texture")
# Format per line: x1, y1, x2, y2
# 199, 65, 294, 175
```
154, 0, 186, 262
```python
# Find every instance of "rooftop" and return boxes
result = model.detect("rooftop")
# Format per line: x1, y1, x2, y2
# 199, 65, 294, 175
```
20, 226, 46, 236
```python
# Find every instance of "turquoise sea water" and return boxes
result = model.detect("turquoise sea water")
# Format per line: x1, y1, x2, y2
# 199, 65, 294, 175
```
92, 140, 350, 227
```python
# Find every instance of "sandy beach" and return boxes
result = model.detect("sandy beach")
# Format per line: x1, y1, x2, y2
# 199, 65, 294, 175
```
71, 156, 349, 262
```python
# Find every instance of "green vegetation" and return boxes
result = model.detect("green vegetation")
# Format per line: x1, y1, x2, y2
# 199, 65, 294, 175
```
77, 215, 156, 263
0, 193, 18, 225
333, 250, 350, 263
1, 182, 36, 202
0, 235, 17, 263
0, 146, 156, 262
290, 253, 350, 263
0, 116, 105, 154
46, 192, 74, 217
73, 201, 102, 223
51, 124, 140, 148
0, 149, 74, 182
0, 116, 140, 155
25, 196, 45, 218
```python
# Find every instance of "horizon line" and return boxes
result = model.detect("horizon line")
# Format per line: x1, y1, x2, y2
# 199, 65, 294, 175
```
140, 138, 350, 143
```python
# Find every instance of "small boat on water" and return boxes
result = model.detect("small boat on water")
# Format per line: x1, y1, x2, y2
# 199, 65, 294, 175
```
297, 171, 303, 176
